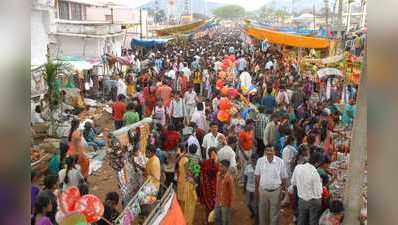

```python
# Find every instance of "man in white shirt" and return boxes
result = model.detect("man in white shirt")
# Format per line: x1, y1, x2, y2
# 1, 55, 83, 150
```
185, 127, 201, 161
116, 76, 127, 97
191, 103, 207, 132
291, 152, 323, 225
202, 122, 223, 159
184, 87, 197, 122
217, 136, 237, 174
171, 93, 185, 131
255, 145, 288, 225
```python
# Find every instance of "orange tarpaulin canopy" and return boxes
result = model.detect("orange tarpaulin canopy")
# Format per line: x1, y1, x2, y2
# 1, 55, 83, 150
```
244, 26, 330, 49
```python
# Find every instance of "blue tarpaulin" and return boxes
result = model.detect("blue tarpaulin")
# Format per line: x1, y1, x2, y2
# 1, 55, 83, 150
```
250, 21, 328, 38
131, 38, 171, 48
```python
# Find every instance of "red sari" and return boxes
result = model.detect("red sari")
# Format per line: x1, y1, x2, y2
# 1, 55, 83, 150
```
143, 87, 157, 117
200, 159, 220, 214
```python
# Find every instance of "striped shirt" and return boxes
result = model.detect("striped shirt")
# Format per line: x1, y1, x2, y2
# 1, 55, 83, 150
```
255, 113, 269, 140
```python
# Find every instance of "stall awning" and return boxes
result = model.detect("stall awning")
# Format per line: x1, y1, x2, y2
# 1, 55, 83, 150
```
243, 26, 330, 49
56, 56, 99, 71
155, 19, 209, 36
131, 38, 172, 48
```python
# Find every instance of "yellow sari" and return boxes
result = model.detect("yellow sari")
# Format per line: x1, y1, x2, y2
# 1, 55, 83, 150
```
177, 156, 197, 225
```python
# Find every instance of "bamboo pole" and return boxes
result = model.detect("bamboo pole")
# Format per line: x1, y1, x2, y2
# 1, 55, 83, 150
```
343, 39, 367, 225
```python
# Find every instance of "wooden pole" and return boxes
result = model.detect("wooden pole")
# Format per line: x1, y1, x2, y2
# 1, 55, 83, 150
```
343, 39, 367, 225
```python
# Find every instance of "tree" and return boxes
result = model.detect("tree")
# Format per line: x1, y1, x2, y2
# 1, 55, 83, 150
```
212, 5, 246, 19
42, 60, 72, 136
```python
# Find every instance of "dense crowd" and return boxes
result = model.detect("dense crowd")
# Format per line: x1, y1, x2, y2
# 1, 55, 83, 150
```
31, 25, 358, 225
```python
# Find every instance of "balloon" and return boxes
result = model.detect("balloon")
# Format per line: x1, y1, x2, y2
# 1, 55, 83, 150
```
60, 186, 81, 213
217, 110, 231, 123
216, 80, 224, 90
220, 86, 230, 96
219, 98, 232, 111
228, 88, 239, 98
75, 195, 104, 223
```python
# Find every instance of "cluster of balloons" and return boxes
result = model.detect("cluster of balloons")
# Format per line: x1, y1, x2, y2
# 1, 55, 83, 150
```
217, 98, 233, 123
221, 55, 236, 71
60, 186, 104, 223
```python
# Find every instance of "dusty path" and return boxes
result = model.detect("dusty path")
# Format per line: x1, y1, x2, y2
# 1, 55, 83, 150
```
90, 113, 293, 225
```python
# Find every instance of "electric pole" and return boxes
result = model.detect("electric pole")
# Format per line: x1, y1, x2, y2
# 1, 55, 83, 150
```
343, 39, 367, 225
140, 8, 143, 39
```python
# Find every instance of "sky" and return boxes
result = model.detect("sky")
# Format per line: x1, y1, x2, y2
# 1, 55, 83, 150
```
123, 0, 271, 11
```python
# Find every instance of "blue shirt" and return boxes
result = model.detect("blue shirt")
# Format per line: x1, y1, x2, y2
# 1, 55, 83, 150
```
155, 58, 163, 71
261, 95, 276, 114
238, 58, 247, 72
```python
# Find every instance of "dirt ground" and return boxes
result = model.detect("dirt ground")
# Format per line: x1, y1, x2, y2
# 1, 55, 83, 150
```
90, 112, 293, 225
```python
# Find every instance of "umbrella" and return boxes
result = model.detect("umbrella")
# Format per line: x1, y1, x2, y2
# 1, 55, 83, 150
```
317, 68, 344, 80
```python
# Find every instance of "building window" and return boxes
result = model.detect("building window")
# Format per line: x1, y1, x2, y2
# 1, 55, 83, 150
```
59, 1, 69, 20
58, 1, 86, 21
70, 3, 82, 20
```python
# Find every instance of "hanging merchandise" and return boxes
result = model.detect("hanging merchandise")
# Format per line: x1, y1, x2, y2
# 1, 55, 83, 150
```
115, 180, 159, 225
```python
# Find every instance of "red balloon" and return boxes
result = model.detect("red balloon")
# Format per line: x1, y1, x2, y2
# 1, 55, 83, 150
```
60, 186, 81, 213
216, 79, 224, 90
219, 98, 232, 111
228, 88, 239, 98
217, 110, 231, 123
75, 194, 104, 223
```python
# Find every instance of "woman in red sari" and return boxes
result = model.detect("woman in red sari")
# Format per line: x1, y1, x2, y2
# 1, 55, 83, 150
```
200, 147, 219, 216
143, 85, 157, 117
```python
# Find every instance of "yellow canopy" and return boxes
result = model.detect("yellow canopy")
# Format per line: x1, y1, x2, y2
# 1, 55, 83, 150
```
244, 26, 330, 49
155, 19, 208, 36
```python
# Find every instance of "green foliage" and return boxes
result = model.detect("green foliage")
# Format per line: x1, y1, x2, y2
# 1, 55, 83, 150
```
212, 5, 246, 19
42, 61, 72, 110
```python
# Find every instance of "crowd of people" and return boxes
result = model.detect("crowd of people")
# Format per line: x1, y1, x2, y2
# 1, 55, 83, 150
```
31, 25, 359, 225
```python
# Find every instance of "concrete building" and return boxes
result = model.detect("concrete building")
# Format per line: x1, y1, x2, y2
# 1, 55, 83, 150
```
48, 0, 149, 63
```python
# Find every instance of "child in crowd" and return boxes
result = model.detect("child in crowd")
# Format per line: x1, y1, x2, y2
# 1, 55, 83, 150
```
244, 154, 258, 223
319, 200, 345, 225
97, 192, 120, 225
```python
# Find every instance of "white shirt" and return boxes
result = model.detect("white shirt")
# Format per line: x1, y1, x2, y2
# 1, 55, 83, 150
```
187, 135, 201, 160
291, 163, 323, 201
265, 61, 273, 70
239, 71, 252, 89
217, 145, 237, 169
58, 168, 84, 191
116, 79, 127, 97
202, 132, 223, 159
276, 90, 289, 105
255, 156, 287, 190
184, 91, 197, 105
191, 110, 207, 131
31, 112, 44, 124
282, 145, 297, 178
171, 99, 184, 118
244, 164, 256, 192
167, 69, 176, 80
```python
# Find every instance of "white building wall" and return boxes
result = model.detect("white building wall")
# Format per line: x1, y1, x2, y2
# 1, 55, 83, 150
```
31, 9, 50, 66
54, 35, 123, 59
